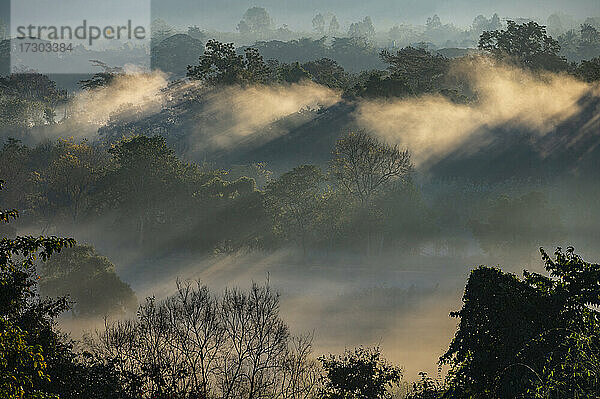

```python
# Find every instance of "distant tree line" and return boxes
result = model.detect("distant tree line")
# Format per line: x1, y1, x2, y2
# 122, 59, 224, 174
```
152, 7, 600, 60
184, 21, 599, 100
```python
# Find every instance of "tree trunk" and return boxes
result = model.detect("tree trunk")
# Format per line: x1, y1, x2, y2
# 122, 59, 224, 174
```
138, 214, 145, 246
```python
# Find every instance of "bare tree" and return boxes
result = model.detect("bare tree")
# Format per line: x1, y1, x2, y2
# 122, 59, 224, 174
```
330, 131, 412, 206
330, 131, 413, 254
219, 283, 289, 399
164, 280, 225, 398
137, 296, 186, 397
92, 281, 319, 399
91, 318, 144, 396
278, 334, 322, 399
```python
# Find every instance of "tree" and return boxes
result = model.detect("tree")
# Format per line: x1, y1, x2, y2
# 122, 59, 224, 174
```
379, 47, 449, 95
79, 61, 123, 90
406, 372, 444, 399
489, 13, 502, 31
237, 7, 272, 35
577, 23, 600, 60
330, 131, 412, 206
0, 97, 39, 137
329, 16, 340, 36
319, 346, 402, 399
0, 138, 33, 211
103, 135, 181, 246
576, 56, 600, 82
187, 40, 271, 85
312, 14, 326, 36
277, 62, 312, 83
39, 245, 136, 318
301, 58, 348, 89
348, 17, 375, 41
0, 73, 67, 106
313, 187, 355, 251
426, 15, 442, 31
43, 138, 108, 223
441, 247, 600, 398
330, 132, 412, 254
78, 72, 117, 91
546, 14, 564, 38
264, 165, 325, 256
351, 70, 412, 99
0, 180, 59, 399
479, 20, 568, 71
188, 40, 244, 84
472, 14, 502, 37
94, 281, 318, 399
0, 73, 67, 129
0, 180, 129, 399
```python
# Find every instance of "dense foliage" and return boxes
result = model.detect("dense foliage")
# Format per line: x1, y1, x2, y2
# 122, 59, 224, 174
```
39, 245, 136, 318
441, 247, 600, 398
319, 347, 403, 399
479, 21, 568, 71
0, 181, 130, 399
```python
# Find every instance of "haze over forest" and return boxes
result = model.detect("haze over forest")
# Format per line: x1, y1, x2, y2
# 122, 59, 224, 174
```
150, 0, 598, 30
1, 0, 600, 398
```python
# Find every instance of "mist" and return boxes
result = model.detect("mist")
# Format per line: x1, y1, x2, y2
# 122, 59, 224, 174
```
21, 58, 599, 382
356, 58, 598, 166
188, 81, 341, 152
2, 5, 600, 396
33, 71, 170, 141
151, 0, 599, 30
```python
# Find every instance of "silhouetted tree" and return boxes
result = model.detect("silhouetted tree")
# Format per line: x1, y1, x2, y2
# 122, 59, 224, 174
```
95, 281, 319, 399
103, 135, 181, 246
441, 247, 600, 398
0, 180, 129, 399
277, 62, 312, 83
79, 61, 123, 90
576, 56, 600, 81
302, 58, 348, 89
406, 372, 444, 399
319, 346, 402, 399
380, 47, 449, 94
